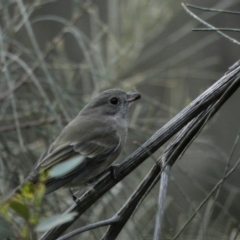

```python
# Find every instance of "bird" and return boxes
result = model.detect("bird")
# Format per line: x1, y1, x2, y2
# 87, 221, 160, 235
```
1, 89, 141, 203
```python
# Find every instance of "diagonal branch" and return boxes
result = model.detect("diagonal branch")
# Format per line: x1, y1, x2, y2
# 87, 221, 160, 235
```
152, 61, 240, 239
40, 60, 240, 240
102, 106, 212, 239
104, 70, 240, 239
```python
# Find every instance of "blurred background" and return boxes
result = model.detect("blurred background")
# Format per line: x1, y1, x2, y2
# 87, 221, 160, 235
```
1, 0, 240, 239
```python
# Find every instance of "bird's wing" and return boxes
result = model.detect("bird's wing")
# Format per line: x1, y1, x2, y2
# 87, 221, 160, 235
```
39, 136, 120, 169
28, 134, 121, 193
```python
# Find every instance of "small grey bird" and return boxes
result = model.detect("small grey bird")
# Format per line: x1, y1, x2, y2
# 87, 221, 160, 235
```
2, 89, 140, 202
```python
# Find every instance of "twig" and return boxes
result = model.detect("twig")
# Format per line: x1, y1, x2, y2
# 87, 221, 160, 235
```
186, 4, 240, 15
182, 3, 240, 45
173, 154, 240, 239
153, 164, 170, 240
193, 28, 240, 32
57, 216, 120, 240
210, 126, 240, 214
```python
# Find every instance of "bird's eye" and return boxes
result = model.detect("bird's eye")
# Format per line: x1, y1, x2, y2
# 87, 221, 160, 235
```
110, 97, 119, 105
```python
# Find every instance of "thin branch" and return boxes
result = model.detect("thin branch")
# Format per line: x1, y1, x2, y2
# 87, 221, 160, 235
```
173, 154, 240, 239
210, 126, 240, 214
57, 216, 120, 240
186, 4, 240, 15
182, 3, 240, 45
153, 164, 170, 240
193, 28, 240, 32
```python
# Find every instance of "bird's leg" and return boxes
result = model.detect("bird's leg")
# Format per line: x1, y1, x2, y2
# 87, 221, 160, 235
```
85, 164, 120, 186
86, 167, 111, 184
85, 174, 105, 186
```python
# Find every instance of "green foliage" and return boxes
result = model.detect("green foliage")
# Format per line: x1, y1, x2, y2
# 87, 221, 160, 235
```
9, 200, 30, 220
0, 171, 47, 239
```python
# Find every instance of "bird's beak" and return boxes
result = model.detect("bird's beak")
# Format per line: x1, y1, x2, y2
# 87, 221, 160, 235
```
126, 91, 141, 103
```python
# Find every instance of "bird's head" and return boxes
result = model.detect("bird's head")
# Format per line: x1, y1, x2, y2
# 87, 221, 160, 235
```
80, 89, 141, 119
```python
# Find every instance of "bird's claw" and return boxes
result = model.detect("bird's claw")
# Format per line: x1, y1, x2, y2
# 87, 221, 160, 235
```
109, 164, 120, 180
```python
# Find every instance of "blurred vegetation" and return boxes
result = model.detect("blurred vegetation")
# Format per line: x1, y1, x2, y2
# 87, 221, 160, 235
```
1, 0, 240, 239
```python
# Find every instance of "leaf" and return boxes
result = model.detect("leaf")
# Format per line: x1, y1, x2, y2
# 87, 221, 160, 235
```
34, 183, 46, 205
35, 212, 78, 232
49, 155, 84, 178
0, 215, 11, 239
20, 183, 35, 199
21, 225, 29, 239
9, 200, 29, 220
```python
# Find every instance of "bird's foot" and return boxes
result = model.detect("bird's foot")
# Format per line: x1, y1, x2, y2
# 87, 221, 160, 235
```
109, 164, 120, 180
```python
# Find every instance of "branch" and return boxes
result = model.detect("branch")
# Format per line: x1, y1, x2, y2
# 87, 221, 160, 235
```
101, 164, 161, 240
101, 109, 209, 239
101, 71, 240, 239
40, 60, 240, 240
